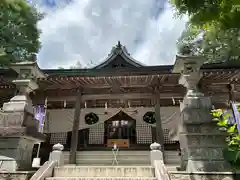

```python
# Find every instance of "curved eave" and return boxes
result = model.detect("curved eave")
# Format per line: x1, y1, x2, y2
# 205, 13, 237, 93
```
120, 48, 146, 67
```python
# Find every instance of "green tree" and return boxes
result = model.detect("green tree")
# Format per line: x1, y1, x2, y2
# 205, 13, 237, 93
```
0, 0, 42, 67
170, 0, 240, 30
178, 25, 240, 63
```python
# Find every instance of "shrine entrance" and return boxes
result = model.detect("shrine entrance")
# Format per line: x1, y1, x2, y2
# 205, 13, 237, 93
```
104, 111, 136, 148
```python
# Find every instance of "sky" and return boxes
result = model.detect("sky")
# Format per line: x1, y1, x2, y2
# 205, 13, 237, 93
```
30, 0, 188, 69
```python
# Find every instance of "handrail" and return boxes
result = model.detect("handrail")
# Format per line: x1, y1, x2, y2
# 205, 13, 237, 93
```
153, 160, 170, 180
30, 161, 57, 180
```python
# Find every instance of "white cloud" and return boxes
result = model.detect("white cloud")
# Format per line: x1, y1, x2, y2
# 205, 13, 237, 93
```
32, 0, 187, 69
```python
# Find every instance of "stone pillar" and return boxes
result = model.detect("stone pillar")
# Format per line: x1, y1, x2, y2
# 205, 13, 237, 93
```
173, 55, 230, 172
150, 142, 163, 166
154, 90, 164, 151
0, 60, 45, 171
69, 89, 82, 164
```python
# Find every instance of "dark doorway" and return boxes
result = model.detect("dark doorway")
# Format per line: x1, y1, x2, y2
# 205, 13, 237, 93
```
104, 111, 136, 147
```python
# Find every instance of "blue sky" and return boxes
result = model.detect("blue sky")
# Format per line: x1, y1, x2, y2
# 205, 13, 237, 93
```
31, 0, 187, 69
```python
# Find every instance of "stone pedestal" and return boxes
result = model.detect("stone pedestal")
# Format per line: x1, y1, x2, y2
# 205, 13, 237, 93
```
179, 97, 230, 172
173, 54, 231, 172
0, 102, 45, 171
0, 136, 42, 171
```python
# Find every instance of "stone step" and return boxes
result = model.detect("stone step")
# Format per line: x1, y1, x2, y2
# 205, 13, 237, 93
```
53, 166, 155, 177
68, 151, 150, 155
63, 151, 150, 165
63, 151, 178, 156
164, 155, 181, 165
46, 177, 157, 180
63, 151, 180, 165
68, 159, 179, 165
69, 160, 150, 166
166, 165, 179, 171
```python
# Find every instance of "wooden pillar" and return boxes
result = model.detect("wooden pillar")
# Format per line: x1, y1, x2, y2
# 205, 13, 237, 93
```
228, 83, 235, 103
69, 89, 82, 164
154, 90, 165, 152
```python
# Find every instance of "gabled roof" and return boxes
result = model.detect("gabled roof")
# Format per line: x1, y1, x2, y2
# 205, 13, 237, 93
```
93, 41, 145, 69
106, 110, 135, 121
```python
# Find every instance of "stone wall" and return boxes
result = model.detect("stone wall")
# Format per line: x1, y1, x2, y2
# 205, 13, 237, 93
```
0, 171, 34, 180
169, 172, 240, 180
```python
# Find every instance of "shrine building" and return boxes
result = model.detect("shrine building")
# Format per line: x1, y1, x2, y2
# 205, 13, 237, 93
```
0, 41, 240, 165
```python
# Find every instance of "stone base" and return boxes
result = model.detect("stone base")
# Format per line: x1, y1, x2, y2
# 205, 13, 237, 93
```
0, 171, 35, 180
179, 121, 231, 172
187, 159, 231, 172
169, 172, 239, 180
0, 136, 38, 171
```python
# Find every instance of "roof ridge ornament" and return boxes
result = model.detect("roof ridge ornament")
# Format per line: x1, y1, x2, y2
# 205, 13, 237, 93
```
117, 41, 121, 48
109, 41, 130, 56
110, 41, 123, 55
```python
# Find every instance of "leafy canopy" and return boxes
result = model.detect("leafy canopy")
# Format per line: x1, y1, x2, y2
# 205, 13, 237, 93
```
173, 0, 240, 63
178, 25, 240, 63
0, 0, 42, 66
170, 0, 240, 30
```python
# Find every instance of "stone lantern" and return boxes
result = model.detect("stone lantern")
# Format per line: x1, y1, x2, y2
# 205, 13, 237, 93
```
172, 54, 230, 172
173, 54, 205, 97
0, 58, 46, 171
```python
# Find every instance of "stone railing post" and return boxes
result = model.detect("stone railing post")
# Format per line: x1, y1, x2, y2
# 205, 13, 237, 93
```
172, 54, 230, 172
150, 142, 170, 180
150, 142, 163, 166
49, 143, 64, 166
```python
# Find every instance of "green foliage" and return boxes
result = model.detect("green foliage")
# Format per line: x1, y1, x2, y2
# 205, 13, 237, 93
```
177, 24, 203, 55
178, 25, 240, 63
211, 108, 240, 168
172, 0, 240, 63
203, 28, 240, 62
0, 0, 42, 67
170, 0, 240, 30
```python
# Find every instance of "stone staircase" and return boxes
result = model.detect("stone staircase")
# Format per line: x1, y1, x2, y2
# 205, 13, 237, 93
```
46, 166, 157, 180
63, 150, 180, 166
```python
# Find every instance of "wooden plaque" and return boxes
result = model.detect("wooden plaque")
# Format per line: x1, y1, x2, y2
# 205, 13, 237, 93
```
107, 139, 129, 148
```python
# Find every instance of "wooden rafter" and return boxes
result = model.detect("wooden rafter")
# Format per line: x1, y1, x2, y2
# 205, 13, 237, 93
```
201, 70, 240, 84
37, 74, 175, 90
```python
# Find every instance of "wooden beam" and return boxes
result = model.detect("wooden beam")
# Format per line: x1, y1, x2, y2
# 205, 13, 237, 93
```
154, 92, 165, 153
37, 93, 184, 102
69, 89, 82, 164
42, 84, 156, 90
